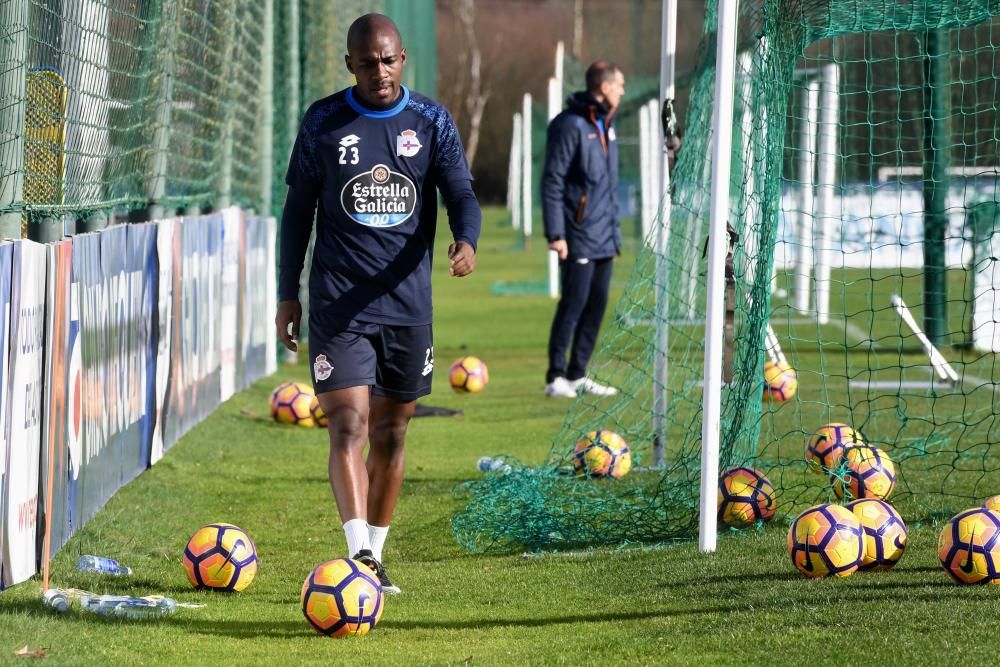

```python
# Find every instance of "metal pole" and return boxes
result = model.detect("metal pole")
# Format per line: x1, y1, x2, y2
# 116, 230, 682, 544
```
922, 29, 950, 347
287, 0, 300, 141
793, 79, 819, 313
814, 64, 840, 324
546, 77, 560, 299
0, 0, 29, 240
652, 0, 677, 469
215, 0, 238, 211
260, 0, 275, 217
521, 92, 533, 249
699, 0, 741, 554
639, 101, 650, 239
510, 113, 522, 231
144, 0, 177, 221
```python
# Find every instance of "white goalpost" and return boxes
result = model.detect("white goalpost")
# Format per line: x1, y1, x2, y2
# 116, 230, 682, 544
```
793, 76, 819, 314
546, 41, 565, 299
699, 0, 741, 553
652, 0, 677, 469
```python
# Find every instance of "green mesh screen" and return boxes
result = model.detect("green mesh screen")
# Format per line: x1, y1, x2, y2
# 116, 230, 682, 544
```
455, 0, 1000, 554
0, 0, 436, 232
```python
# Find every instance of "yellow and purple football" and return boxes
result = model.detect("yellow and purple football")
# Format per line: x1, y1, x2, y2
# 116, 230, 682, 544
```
270, 381, 316, 426
787, 504, 863, 578
572, 430, 631, 479
831, 445, 896, 501
846, 498, 907, 571
182, 523, 258, 591
449, 356, 489, 393
938, 507, 1000, 585
983, 495, 1000, 512
805, 423, 865, 474
309, 395, 328, 427
717, 466, 777, 528
301, 558, 384, 637
763, 360, 797, 402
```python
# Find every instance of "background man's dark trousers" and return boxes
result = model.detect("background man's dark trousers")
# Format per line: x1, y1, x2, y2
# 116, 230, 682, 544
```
546, 256, 614, 383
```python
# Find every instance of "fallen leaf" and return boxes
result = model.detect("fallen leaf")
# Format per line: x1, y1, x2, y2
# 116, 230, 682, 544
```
14, 645, 47, 659
239, 407, 255, 416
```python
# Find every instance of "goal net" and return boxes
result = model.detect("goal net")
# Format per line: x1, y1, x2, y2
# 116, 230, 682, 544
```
454, 0, 1000, 553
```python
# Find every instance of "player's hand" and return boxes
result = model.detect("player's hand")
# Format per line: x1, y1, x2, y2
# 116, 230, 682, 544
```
549, 239, 568, 260
448, 241, 476, 277
275, 300, 302, 352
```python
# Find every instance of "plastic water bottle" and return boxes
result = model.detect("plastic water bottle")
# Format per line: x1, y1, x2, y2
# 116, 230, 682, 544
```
80, 594, 177, 620
77, 555, 133, 576
477, 456, 512, 474
43, 589, 69, 613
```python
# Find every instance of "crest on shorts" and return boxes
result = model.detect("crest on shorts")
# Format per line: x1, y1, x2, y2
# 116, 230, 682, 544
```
313, 354, 334, 381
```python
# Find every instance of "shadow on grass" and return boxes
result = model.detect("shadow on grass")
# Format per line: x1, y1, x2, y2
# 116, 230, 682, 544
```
180, 618, 314, 638
379, 606, 737, 631
657, 563, 957, 590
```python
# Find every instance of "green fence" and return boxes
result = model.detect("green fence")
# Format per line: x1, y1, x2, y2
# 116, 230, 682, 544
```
0, 0, 437, 241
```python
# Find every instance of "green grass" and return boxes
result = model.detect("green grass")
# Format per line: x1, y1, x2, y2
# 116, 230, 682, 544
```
2, 208, 1000, 665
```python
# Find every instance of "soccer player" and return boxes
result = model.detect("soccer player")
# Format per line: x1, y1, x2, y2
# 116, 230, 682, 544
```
275, 13, 480, 594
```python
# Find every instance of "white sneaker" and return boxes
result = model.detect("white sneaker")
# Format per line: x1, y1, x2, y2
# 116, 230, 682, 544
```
570, 377, 619, 396
545, 376, 578, 398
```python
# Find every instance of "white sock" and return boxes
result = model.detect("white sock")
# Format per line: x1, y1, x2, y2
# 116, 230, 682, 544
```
343, 519, 371, 557
369, 525, 389, 562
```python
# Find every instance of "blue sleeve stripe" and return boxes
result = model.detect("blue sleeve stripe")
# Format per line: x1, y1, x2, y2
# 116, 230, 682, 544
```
346, 85, 411, 118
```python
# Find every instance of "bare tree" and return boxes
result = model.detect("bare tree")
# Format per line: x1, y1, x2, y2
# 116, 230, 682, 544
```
457, 0, 489, 169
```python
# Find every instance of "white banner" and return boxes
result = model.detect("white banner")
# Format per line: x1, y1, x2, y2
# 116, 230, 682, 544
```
219, 207, 241, 402
0, 242, 12, 585
265, 217, 277, 375
3, 240, 47, 587
151, 218, 176, 465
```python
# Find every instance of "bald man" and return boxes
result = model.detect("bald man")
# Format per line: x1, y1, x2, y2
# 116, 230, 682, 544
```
276, 13, 481, 594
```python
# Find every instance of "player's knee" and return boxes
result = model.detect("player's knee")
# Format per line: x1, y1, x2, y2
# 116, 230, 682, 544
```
372, 418, 410, 451
326, 405, 368, 446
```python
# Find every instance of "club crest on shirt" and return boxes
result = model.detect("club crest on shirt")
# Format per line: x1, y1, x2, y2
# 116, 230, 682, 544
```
396, 129, 422, 157
313, 354, 334, 381
340, 163, 417, 228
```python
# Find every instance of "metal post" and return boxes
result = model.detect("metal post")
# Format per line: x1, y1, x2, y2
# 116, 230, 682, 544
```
260, 0, 274, 217
287, 0, 300, 144
144, 0, 178, 221
699, 0, 741, 554
793, 79, 819, 313
0, 0, 29, 240
814, 64, 840, 324
510, 113, 522, 231
652, 0, 677, 469
215, 0, 238, 211
922, 29, 950, 347
546, 77, 560, 299
639, 101, 651, 239
521, 92, 533, 249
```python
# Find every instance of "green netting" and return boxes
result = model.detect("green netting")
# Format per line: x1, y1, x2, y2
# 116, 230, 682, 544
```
0, 0, 436, 235
455, 0, 1000, 554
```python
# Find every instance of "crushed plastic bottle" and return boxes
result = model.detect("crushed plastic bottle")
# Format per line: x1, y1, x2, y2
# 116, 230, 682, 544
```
477, 456, 512, 474
43, 589, 69, 613
79, 594, 177, 620
77, 555, 133, 576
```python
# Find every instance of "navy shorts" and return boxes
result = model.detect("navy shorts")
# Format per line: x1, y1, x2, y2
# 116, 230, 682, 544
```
308, 320, 434, 402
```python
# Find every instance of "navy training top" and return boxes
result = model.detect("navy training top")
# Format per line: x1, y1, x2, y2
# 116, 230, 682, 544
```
280, 86, 481, 327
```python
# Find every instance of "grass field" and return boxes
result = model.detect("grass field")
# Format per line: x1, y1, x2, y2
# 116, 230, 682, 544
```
2, 207, 1000, 665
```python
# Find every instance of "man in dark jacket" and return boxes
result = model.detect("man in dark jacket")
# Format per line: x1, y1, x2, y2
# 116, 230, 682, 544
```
542, 61, 624, 398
